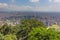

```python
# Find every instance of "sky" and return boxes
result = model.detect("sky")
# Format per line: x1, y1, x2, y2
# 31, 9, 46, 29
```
0, 0, 60, 12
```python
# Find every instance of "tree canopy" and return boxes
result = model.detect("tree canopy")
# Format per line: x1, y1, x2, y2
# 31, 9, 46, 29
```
0, 19, 60, 40
28, 27, 60, 40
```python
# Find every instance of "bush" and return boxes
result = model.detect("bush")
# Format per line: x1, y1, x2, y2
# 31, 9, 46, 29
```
28, 27, 60, 40
0, 33, 3, 40
3, 34, 17, 40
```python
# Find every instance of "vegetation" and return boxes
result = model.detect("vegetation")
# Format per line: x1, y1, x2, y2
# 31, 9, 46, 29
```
0, 19, 60, 40
28, 27, 60, 40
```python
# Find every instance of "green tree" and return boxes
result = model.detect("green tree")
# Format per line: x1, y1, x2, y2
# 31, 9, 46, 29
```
0, 24, 12, 35
3, 34, 17, 40
28, 27, 60, 40
16, 19, 46, 40
0, 33, 3, 40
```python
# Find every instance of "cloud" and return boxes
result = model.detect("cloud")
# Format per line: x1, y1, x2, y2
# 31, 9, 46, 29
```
11, 0, 15, 3
49, 0, 60, 3
0, 3, 60, 12
0, 3, 8, 8
7, 5, 32, 11
53, 0, 60, 3
0, 3, 32, 11
29, 0, 39, 3
0, 3, 8, 6
8, 5, 60, 12
49, 4, 60, 11
49, 0, 52, 2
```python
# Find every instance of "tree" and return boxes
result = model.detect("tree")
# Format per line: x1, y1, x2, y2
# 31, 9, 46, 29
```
48, 24, 60, 31
28, 27, 60, 40
16, 19, 46, 40
0, 24, 12, 35
3, 34, 17, 40
0, 33, 3, 40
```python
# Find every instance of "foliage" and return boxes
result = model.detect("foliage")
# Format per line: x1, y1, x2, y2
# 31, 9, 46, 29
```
0, 33, 3, 40
3, 34, 17, 40
0, 24, 11, 35
28, 27, 60, 40
16, 19, 46, 40
0, 19, 60, 40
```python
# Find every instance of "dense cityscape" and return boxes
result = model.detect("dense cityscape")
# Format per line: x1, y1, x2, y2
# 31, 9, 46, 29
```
0, 12, 60, 27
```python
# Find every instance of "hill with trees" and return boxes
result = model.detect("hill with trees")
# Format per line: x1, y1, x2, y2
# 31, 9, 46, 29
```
0, 19, 60, 40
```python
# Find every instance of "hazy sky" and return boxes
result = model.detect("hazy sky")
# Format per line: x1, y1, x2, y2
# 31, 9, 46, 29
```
0, 0, 60, 12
